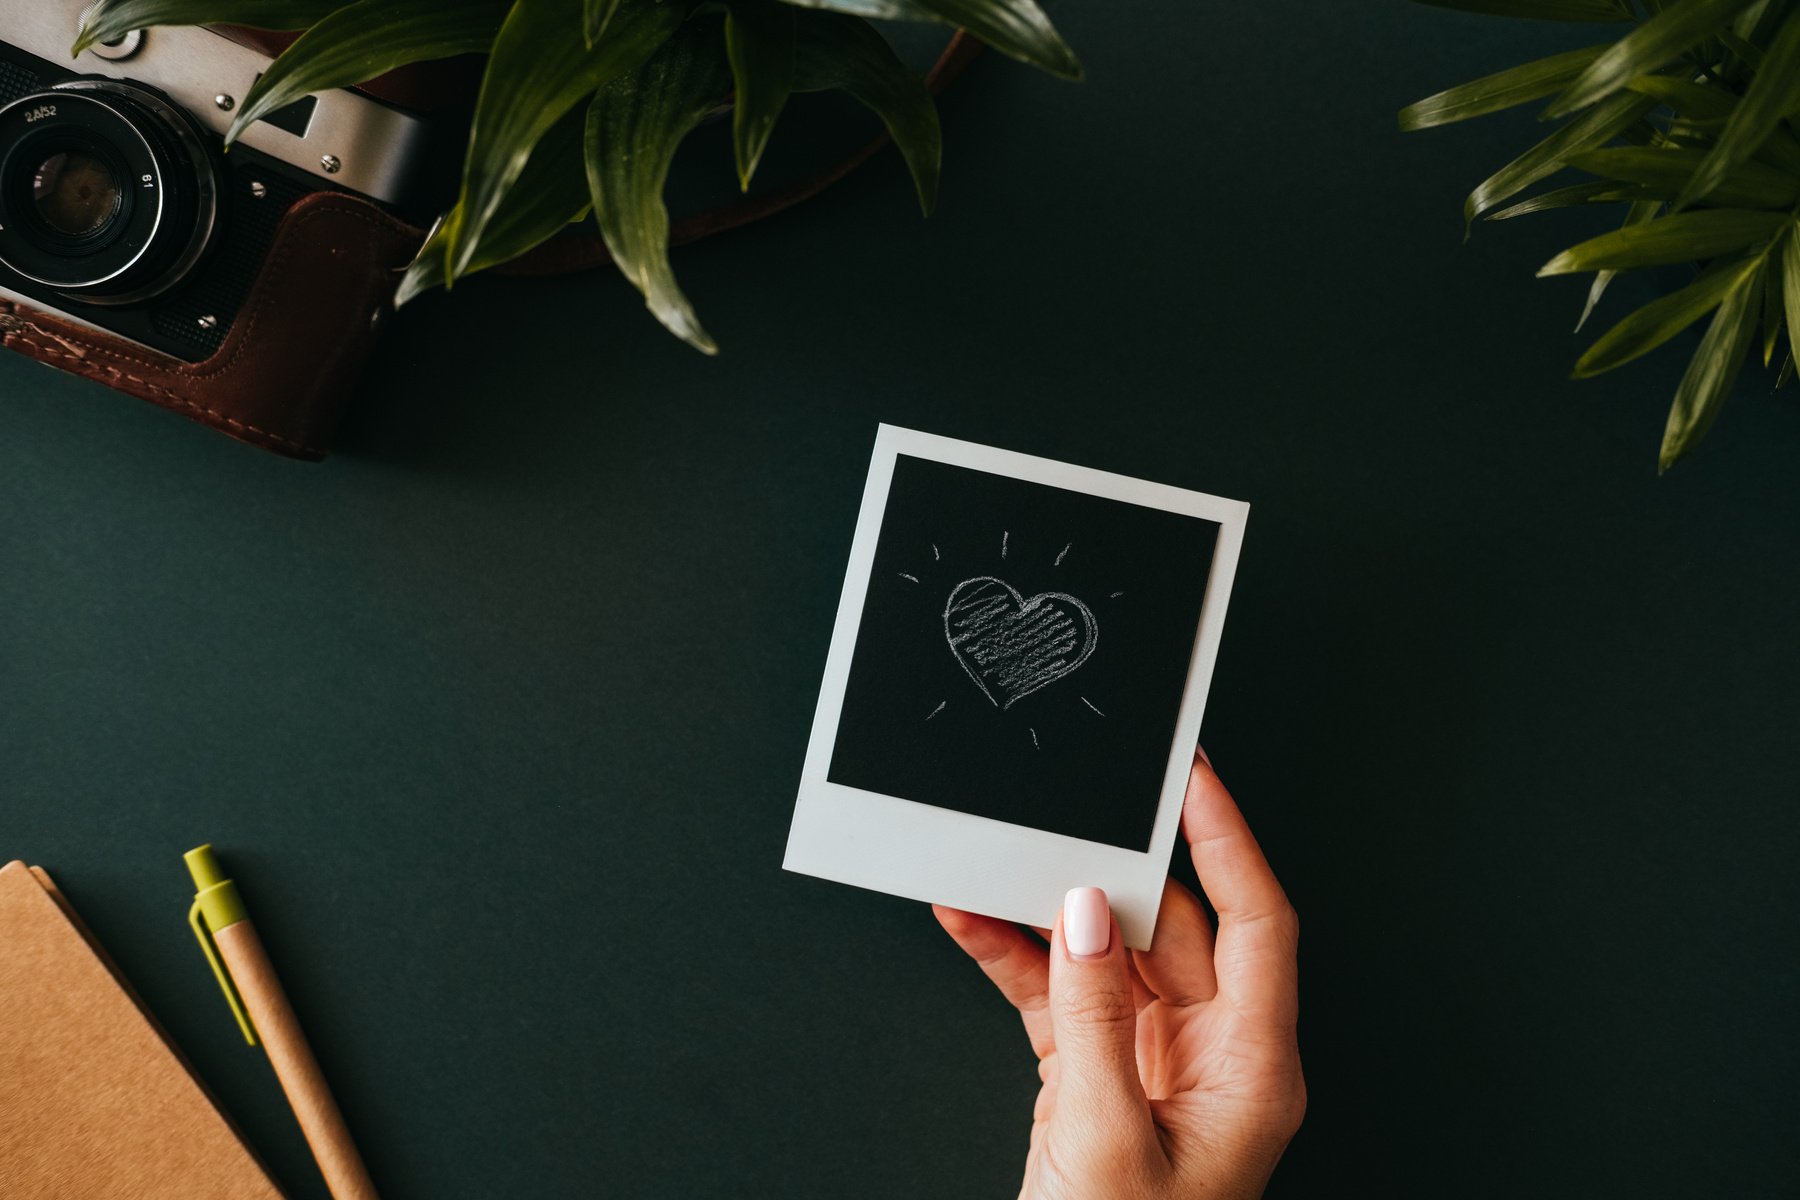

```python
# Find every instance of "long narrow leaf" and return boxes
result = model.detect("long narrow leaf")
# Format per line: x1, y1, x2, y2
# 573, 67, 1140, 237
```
1545, 0, 1760, 118
1679, 14, 1800, 207
1413, 0, 1632, 17
1464, 91, 1657, 228
584, 18, 733, 353
1579, 197, 1661, 331
73, 0, 346, 54
778, 0, 1080, 80
1622, 74, 1739, 119
1659, 259, 1762, 469
445, 0, 683, 281
1484, 180, 1643, 219
1718, 28, 1765, 69
792, 11, 941, 214
1779, 219, 1800, 377
225, 0, 505, 143
585, 0, 621, 44
1733, 0, 1779, 41
1567, 145, 1800, 207
1573, 256, 1754, 375
1401, 44, 1609, 131
396, 108, 590, 305
1761, 239, 1783, 364
1538, 207, 1784, 274
726, 2, 797, 189
1752, 124, 1800, 174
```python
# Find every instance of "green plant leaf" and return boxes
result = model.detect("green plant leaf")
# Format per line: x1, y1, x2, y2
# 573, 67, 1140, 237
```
445, 0, 683, 282
1400, 43, 1609, 131
1412, 0, 1632, 18
224, 0, 505, 144
1464, 91, 1657, 228
1545, 0, 1760, 118
1538, 207, 1784, 274
73, 0, 347, 55
1578, 197, 1661, 331
1752, 124, 1800, 174
1567, 145, 1800, 207
726, 1, 797, 189
1663, 116, 1733, 137
792, 11, 941, 214
777, 0, 1080, 80
585, 0, 621, 44
1622, 73, 1739, 119
1760, 237, 1784, 364
584, 17, 733, 353
1659, 257, 1762, 469
1779, 219, 1800, 375
1732, 0, 1782, 43
396, 108, 591, 305
1678, 14, 1800, 207
1718, 28, 1765, 69
1573, 256, 1754, 375
1484, 180, 1643, 219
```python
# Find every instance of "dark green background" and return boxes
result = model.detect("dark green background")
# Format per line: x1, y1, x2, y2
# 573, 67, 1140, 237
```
3, 3, 1797, 1197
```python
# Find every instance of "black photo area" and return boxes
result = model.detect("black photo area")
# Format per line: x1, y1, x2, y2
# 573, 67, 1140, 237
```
828, 454, 1221, 850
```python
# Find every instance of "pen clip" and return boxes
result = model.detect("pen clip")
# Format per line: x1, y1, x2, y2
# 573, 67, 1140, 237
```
189, 898, 258, 1046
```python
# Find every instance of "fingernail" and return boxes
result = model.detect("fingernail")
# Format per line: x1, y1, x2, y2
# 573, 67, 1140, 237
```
1064, 887, 1110, 959
1196, 743, 1213, 768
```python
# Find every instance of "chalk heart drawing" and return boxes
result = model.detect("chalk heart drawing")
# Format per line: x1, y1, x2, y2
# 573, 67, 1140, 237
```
944, 576, 1098, 710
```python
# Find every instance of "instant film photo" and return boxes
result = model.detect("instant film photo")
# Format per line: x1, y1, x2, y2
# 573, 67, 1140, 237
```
784, 426, 1247, 948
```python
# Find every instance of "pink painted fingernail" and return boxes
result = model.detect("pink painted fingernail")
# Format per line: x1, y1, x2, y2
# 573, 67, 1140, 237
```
1064, 887, 1110, 959
1196, 743, 1213, 768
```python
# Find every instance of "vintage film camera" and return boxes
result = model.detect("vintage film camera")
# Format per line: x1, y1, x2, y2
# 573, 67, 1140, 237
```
0, 1, 449, 456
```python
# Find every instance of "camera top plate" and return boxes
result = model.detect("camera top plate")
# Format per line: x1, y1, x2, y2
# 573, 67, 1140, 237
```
3, 0, 433, 208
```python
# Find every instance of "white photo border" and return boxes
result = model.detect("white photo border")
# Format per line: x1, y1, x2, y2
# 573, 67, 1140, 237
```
783, 425, 1249, 950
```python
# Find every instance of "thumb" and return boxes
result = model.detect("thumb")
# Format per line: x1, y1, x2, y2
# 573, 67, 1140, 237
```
1048, 887, 1152, 1132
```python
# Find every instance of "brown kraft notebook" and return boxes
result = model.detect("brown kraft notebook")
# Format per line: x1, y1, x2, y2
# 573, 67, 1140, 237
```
0, 859, 285, 1199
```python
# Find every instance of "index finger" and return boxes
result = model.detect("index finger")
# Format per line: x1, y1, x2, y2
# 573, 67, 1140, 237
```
933, 905, 1055, 1059
1181, 749, 1298, 1022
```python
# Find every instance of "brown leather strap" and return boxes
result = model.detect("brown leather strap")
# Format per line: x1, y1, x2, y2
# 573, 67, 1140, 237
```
1, 191, 418, 458
496, 30, 984, 277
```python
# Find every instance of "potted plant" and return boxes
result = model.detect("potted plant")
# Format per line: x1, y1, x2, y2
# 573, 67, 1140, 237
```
1403, 0, 1800, 469
74, 0, 1081, 355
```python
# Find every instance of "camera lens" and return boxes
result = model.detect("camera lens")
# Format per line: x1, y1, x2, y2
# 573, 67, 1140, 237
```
33, 149, 121, 237
0, 79, 217, 305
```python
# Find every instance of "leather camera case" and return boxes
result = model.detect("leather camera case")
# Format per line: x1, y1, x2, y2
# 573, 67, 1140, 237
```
2, 190, 420, 459
0, 24, 448, 459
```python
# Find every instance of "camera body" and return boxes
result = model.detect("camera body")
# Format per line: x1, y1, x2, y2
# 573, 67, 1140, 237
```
0, 0, 435, 363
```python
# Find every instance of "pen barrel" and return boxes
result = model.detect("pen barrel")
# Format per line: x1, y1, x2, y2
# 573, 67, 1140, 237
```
214, 920, 380, 1200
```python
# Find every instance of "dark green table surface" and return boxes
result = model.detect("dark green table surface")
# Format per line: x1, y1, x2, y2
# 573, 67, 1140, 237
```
4, 3, 1798, 1197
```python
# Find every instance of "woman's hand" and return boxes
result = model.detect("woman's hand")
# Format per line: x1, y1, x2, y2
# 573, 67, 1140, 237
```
935, 750, 1304, 1200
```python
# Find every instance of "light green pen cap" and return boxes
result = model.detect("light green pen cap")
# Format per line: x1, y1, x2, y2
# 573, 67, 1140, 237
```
185, 844, 258, 1046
